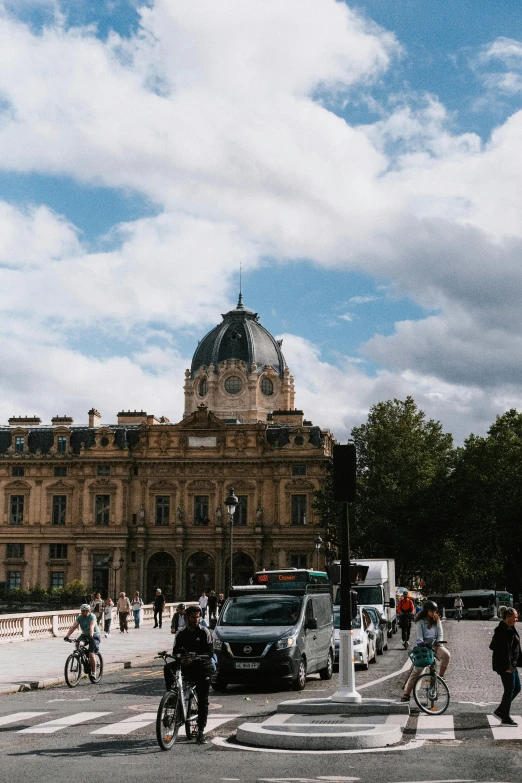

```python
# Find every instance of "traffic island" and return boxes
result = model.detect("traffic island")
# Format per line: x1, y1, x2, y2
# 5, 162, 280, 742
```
234, 698, 410, 751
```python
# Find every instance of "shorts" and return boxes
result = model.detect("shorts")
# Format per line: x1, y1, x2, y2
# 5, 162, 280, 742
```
80, 635, 100, 654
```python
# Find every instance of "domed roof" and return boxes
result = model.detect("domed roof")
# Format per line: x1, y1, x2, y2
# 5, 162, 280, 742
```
191, 295, 287, 379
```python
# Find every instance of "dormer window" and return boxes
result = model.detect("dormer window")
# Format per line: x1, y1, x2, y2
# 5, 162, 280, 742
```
225, 376, 242, 395
260, 377, 273, 396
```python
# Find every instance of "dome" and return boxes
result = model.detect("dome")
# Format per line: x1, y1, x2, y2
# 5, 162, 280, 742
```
191, 295, 286, 379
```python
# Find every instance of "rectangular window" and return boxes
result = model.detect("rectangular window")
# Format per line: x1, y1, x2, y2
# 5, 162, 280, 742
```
50, 543, 68, 559
52, 495, 67, 526
54, 466, 67, 477
6, 543, 24, 559
292, 465, 307, 476
14, 436, 24, 453
288, 554, 307, 569
194, 495, 209, 526
155, 496, 170, 526
57, 435, 67, 454
291, 494, 307, 526
95, 495, 110, 526
7, 571, 21, 589
10, 495, 24, 526
233, 495, 248, 526
50, 572, 65, 589
97, 464, 110, 476
11, 466, 24, 477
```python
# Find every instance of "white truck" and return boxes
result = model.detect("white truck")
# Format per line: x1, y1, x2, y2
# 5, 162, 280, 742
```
351, 559, 397, 638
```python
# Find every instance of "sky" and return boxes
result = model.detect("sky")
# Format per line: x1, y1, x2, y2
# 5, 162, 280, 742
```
1, 0, 522, 444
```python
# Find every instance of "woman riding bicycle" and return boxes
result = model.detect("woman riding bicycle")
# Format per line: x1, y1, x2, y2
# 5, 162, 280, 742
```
397, 590, 415, 647
401, 600, 450, 702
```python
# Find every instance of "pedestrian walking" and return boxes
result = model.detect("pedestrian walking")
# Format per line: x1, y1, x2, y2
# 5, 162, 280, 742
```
490, 605, 522, 726
171, 603, 186, 635
131, 591, 144, 628
208, 591, 218, 621
90, 592, 104, 627
117, 591, 131, 633
103, 596, 114, 636
153, 588, 165, 628
217, 592, 225, 614
199, 590, 208, 619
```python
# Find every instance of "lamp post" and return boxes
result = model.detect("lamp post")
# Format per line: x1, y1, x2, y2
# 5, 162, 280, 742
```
225, 487, 238, 593
314, 535, 323, 570
108, 555, 124, 598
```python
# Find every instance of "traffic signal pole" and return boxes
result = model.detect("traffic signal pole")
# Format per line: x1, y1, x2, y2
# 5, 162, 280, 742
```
332, 445, 361, 703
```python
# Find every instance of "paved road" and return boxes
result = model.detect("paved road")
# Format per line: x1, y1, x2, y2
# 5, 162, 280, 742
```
0, 619, 520, 783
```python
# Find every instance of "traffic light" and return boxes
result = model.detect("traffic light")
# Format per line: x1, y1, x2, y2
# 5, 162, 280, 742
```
332, 444, 357, 503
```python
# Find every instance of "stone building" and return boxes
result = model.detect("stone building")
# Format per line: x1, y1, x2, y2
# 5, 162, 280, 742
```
0, 297, 334, 600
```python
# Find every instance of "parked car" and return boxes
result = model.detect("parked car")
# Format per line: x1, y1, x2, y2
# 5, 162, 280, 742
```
333, 606, 377, 670
362, 605, 388, 654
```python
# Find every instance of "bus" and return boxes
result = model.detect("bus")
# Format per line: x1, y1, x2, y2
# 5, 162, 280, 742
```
428, 589, 513, 619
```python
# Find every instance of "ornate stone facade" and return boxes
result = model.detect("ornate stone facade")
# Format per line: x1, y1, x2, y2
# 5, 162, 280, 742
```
0, 302, 333, 601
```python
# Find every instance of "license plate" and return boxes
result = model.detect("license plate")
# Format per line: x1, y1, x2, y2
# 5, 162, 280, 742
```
234, 662, 260, 670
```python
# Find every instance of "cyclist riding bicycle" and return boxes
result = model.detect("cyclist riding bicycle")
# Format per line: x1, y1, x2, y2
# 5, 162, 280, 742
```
397, 590, 415, 646
64, 603, 101, 678
163, 605, 213, 745
401, 600, 450, 701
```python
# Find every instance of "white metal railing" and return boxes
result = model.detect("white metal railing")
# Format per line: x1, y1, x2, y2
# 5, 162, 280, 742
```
0, 603, 190, 644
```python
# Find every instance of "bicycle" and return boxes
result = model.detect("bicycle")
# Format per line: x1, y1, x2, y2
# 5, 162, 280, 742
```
407, 642, 450, 715
155, 651, 200, 751
399, 613, 413, 649
64, 637, 103, 687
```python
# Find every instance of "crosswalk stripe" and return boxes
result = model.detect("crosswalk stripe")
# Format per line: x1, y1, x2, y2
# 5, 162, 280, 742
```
19, 712, 111, 734
487, 714, 522, 740
416, 714, 455, 740
0, 712, 48, 726
206, 714, 241, 732
92, 713, 157, 735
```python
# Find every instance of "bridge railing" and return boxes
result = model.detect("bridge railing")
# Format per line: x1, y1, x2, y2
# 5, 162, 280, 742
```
0, 603, 190, 643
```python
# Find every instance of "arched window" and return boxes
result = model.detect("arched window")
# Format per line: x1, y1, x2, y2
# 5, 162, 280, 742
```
199, 378, 208, 397
260, 377, 273, 396
224, 376, 242, 395
185, 552, 215, 599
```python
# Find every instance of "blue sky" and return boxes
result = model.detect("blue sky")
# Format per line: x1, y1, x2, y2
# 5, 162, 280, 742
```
1, 0, 522, 443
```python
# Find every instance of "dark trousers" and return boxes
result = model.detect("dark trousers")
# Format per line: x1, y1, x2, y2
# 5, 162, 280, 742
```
154, 607, 163, 627
498, 668, 521, 718
119, 612, 128, 632
399, 614, 412, 642
163, 664, 211, 731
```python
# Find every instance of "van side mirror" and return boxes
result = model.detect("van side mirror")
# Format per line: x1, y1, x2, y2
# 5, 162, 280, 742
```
306, 618, 318, 630
389, 597, 395, 609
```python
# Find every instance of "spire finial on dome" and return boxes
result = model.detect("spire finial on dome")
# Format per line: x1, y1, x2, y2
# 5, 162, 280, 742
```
237, 262, 244, 308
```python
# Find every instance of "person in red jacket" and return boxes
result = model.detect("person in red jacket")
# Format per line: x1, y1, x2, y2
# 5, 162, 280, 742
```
397, 590, 415, 647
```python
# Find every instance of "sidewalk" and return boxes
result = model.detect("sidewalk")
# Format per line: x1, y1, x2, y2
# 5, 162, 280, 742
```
0, 622, 173, 694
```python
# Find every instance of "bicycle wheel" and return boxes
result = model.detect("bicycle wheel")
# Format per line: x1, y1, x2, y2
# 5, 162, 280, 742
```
185, 687, 199, 740
88, 651, 103, 683
156, 691, 182, 750
64, 652, 82, 687
413, 672, 450, 715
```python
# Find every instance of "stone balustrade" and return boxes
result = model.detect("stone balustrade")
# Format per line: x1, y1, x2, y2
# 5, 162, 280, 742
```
0, 603, 187, 643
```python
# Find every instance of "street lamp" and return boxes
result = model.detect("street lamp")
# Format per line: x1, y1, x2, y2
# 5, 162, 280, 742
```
314, 535, 323, 570
108, 555, 124, 598
225, 487, 238, 593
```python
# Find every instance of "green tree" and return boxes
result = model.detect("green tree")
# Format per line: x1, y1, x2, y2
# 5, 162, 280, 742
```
350, 396, 454, 585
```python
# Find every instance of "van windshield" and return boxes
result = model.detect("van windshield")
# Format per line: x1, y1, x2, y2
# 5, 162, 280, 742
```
220, 596, 302, 626
354, 586, 382, 605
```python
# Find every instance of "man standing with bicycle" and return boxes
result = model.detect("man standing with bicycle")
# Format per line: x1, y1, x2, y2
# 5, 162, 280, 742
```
164, 605, 213, 744
64, 603, 101, 678
397, 590, 415, 647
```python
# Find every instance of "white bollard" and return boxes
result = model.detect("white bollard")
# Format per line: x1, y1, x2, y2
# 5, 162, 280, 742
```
331, 629, 362, 703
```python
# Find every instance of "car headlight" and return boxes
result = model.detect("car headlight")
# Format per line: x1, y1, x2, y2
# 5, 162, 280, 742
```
353, 637, 363, 645
213, 637, 222, 651
276, 636, 295, 649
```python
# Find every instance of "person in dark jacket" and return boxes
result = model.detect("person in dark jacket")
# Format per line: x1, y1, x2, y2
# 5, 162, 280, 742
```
490, 606, 522, 726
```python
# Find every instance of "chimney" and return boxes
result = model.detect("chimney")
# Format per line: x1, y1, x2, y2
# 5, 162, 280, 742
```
88, 408, 101, 427
51, 416, 74, 425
